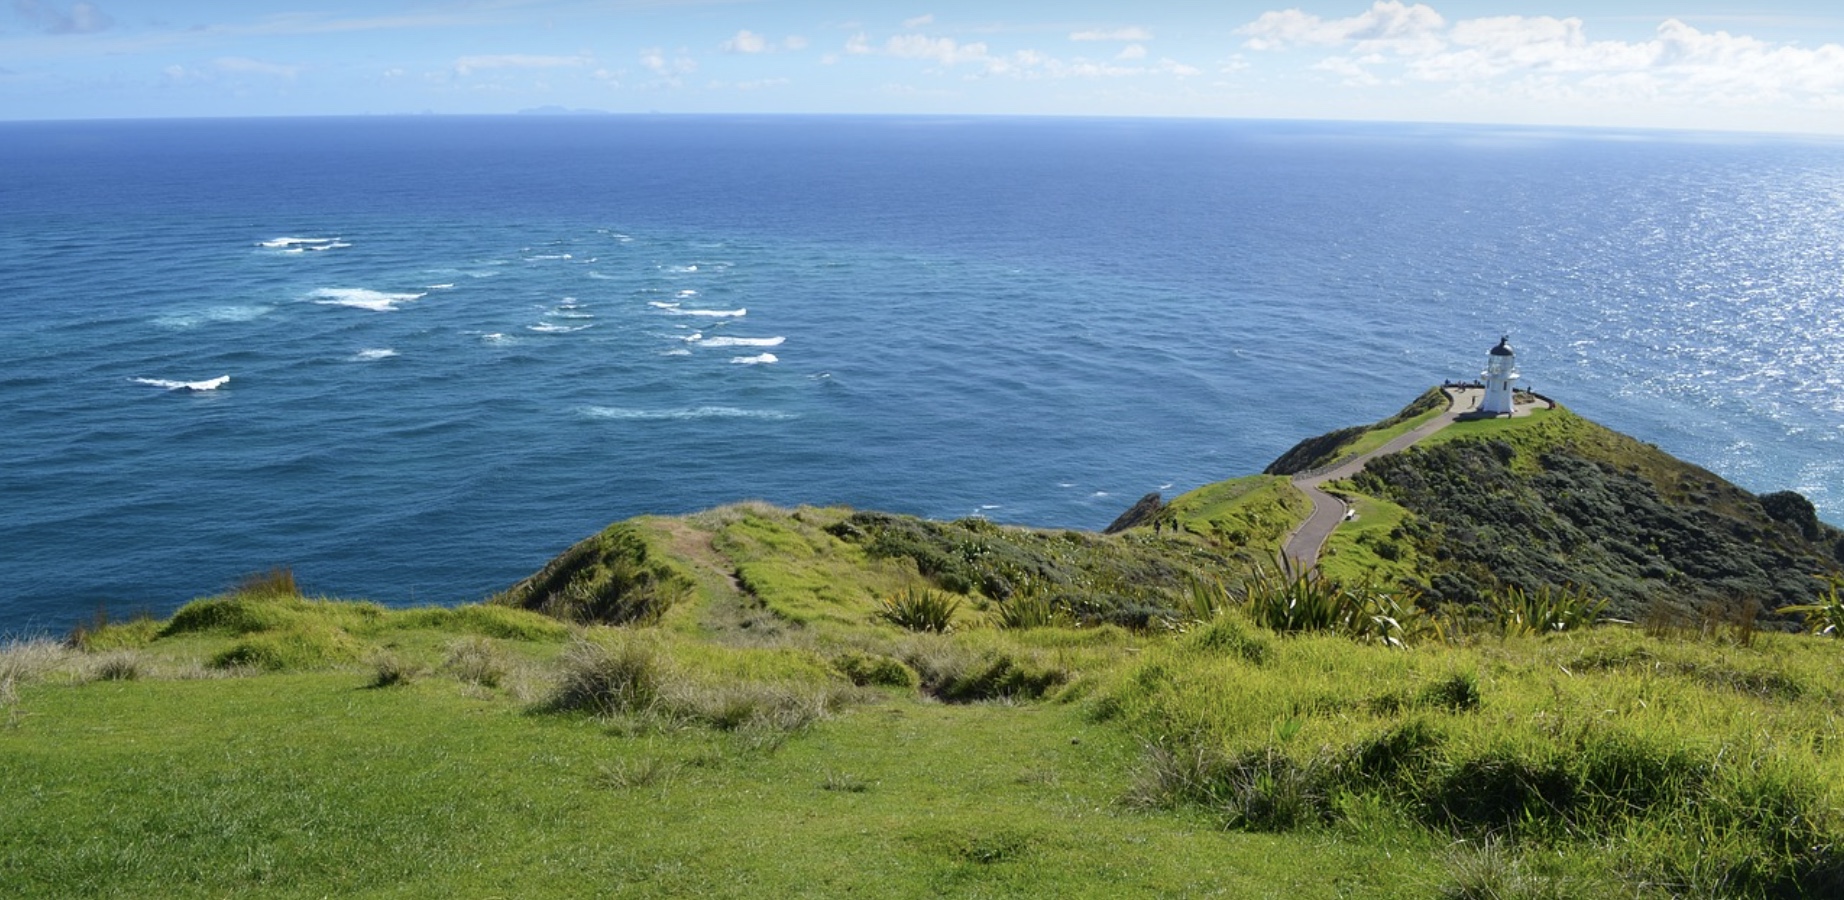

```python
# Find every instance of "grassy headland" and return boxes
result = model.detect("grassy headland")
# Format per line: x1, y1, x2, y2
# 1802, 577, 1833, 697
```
5, 392, 1843, 898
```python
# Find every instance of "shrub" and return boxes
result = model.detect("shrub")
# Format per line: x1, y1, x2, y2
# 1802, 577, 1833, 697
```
832, 651, 919, 689
209, 623, 360, 672
366, 650, 419, 688
547, 635, 665, 716
232, 567, 300, 597
896, 638, 1067, 703
1236, 558, 1426, 647
442, 636, 509, 688
988, 591, 1072, 630
1485, 585, 1607, 636
494, 524, 691, 626
877, 587, 960, 633
88, 651, 142, 682
1780, 578, 1844, 636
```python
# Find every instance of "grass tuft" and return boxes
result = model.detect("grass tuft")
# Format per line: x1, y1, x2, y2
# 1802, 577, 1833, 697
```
593, 757, 679, 790
441, 636, 509, 688
877, 587, 960, 633
547, 635, 665, 716
366, 649, 420, 688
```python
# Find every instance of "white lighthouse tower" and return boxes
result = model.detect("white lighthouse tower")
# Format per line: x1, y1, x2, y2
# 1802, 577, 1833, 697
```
1480, 335, 1519, 416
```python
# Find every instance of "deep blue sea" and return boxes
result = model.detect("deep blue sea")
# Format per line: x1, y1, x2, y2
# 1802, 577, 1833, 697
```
4, 115, 1842, 633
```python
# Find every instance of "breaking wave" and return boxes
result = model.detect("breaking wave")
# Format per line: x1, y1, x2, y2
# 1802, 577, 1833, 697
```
309, 288, 425, 312
133, 375, 230, 391
577, 406, 796, 421
698, 336, 785, 348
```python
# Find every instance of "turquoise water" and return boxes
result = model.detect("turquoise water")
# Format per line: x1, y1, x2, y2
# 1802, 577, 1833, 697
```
3, 116, 1841, 631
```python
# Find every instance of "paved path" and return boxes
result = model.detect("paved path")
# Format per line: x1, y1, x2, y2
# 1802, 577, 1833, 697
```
1281, 387, 1481, 569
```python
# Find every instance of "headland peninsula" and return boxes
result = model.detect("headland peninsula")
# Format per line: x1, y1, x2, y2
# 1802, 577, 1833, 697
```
5, 387, 1843, 898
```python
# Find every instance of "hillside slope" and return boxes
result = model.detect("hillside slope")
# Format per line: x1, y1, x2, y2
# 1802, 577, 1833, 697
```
1324, 404, 1844, 619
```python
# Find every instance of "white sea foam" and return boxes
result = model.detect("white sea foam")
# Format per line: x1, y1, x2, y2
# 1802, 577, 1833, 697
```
310, 288, 425, 312
578, 406, 795, 421
524, 253, 573, 261
134, 375, 230, 391
351, 348, 398, 361
666, 264, 699, 273
730, 353, 778, 365
682, 332, 703, 342
427, 283, 455, 290
698, 336, 785, 348
528, 322, 594, 333
676, 289, 699, 298
676, 308, 746, 318
155, 306, 271, 329
260, 236, 344, 250
662, 348, 692, 356
479, 332, 511, 344
587, 271, 617, 280
648, 301, 680, 310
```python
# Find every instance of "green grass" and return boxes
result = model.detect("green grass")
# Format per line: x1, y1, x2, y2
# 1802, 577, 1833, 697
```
1318, 492, 1427, 586
11, 568, 1844, 897
1165, 474, 1309, 555
2, 614, 1446, 899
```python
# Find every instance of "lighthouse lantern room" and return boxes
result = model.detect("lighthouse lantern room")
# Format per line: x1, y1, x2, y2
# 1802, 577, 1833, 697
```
1480, 336, 1519, 416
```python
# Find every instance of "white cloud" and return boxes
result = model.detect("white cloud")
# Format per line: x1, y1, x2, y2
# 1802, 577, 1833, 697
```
784, 35, 809, 51
454, 54, 591, 77
881, 33, 992, 67
215, 56, 301, 79
639, 47, 697, 77
722, 29, 767, 54
842, 27, 1202, 82
1237, 4, 1844, 112
903, 14, 933, 29
14, 0, 112, 34
1070, 27, 1152, 42
1238, 1, 1445, 55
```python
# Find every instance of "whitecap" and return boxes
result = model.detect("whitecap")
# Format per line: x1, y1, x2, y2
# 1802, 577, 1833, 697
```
676, 289, 699, 298
648, 301, 681, 310
682, 332, 703, 342
427, 283, 455, 290
675, 308, 747, 318
259, 236, 342, 250
134, 375, 230, 391
351, 348, 398, 361
479, 333, 511, 344
661, 348, 692, 357
730, 353, 778, 365
586, 271, 617, 280
527, 322, 594, 333
578, 406, 795, 421
155, 306, 271, 329
698, 336, 785, 348
665, 264, 699, 273
309, 288, 425, 312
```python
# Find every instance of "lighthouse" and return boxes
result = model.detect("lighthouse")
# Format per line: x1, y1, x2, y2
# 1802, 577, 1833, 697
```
1480, 335, 1519, 416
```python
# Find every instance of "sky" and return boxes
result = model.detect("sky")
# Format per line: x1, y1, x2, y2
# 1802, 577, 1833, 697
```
4, 1, 1844, 134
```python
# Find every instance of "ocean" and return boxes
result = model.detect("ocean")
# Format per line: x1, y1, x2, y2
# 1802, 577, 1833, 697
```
3, 115, 1841, 633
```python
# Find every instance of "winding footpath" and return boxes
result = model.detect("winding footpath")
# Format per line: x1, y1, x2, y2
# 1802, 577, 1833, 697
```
1281, 387, 1482, 569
